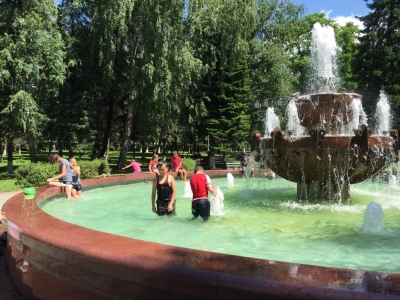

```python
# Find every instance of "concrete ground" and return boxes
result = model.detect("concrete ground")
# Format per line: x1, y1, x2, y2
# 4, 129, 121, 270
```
0, 191, 24, 300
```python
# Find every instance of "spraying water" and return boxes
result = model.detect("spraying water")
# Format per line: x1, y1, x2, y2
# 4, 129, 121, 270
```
265, 107, 280, 137
183, 181, 193, 198
286, 99, 304, 136
375, 90, 391, 134
362, 202, 383, 232
348, 97, 368, 132
209, 186, 225, 216
227, 173, 234, 187
308, 23, 339, 93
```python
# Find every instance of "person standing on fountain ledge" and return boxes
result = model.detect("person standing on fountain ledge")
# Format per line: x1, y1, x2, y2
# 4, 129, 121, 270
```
151, 161, 177, 216
190, 166, 217, 221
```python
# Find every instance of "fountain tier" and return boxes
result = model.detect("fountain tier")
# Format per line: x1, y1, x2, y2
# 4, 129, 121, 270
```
252, 93, 399, 200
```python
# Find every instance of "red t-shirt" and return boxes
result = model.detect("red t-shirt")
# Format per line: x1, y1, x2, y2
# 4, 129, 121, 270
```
190, 173, 211, 200
149, 159, 158, 170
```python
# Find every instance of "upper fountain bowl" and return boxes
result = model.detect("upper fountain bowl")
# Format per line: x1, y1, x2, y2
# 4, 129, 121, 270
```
295, 92, 362, 134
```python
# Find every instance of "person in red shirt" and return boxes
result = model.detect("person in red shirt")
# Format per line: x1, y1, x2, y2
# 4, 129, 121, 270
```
148, 154, 159, 175
190, 165, 217, 221
171, 151, 187, 181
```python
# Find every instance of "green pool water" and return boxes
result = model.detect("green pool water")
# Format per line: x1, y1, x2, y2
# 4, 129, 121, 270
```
39, 176, 400, 273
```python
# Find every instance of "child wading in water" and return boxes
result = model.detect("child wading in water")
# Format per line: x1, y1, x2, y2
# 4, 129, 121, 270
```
46, 154, 73, 199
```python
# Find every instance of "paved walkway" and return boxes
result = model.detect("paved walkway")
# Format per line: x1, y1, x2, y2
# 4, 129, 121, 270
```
0, 191, 24, 300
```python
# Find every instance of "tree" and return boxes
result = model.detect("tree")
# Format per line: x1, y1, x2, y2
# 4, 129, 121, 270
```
355, 0, 400, 122
0, 0, 66, 170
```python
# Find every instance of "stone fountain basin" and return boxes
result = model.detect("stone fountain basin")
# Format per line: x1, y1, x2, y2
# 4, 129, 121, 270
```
295, 93, 362, 132
4, 172, 400, 299
259, 135, 395, 184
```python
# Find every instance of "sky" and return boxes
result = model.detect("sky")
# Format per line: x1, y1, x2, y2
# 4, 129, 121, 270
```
290, 0, 370, 28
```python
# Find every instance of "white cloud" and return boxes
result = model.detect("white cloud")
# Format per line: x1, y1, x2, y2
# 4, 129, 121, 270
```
334, 15, 364, 30
320, 9, 364, 30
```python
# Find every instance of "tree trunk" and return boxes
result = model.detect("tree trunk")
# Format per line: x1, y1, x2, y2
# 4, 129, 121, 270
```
27, 133, 37, 163
91, 142, 101, 160
99, 91, 114, 158
117, 102, 134, 169
6, 138, 14, 173
104, 137, 110, 161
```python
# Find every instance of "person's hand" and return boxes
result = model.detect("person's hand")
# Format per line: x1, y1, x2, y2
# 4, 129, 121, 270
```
152, 205, 157, 213
46, 178, 53, 185
167, 203, 173, 212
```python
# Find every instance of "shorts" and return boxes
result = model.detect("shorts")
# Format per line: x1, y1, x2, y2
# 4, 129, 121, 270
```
61, 180, 72, 185
241, 166, 247, 175
151, 168, 158, 172
72, 184, 82, 191
173, 167, 184, 172
156, 200, 176, 216
192, 198, 210, 221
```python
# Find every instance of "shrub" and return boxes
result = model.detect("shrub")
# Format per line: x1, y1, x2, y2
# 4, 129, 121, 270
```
79, 159, 111, 179
228, 157, 238, 163
15, 163, 58, 188
14, 159, 112, 188
182, 158, 196, 172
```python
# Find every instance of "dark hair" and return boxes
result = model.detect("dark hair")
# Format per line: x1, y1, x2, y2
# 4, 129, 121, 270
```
157, 160, 169, 168
48, 153, 60, 163
194, 165, 204, 174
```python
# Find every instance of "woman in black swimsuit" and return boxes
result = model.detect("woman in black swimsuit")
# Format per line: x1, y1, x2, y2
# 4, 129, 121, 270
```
151, 161, 177, 216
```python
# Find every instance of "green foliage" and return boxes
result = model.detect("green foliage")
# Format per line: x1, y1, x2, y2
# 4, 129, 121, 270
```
182, 158, 196, 172
79, 159, 111, 179
14, 163, 58, 188
228, 157, 238, 163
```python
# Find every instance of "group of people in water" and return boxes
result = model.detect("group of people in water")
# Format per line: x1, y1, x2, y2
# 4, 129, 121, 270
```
45, 150, 273, 221
149, 151, 215, 221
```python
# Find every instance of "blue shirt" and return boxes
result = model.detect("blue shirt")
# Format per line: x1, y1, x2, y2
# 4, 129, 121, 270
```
59, 158, 72, 183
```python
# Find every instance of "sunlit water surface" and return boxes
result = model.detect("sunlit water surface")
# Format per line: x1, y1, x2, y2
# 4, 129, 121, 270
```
40, 177, 400, 273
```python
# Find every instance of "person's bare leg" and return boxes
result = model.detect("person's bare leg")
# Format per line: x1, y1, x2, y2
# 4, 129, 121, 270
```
182, 169, 187, 181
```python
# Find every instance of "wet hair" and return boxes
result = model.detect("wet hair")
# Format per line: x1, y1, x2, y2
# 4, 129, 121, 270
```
157, 160, 169, 168
194, 165, 204, 174
48, 153, 60, 163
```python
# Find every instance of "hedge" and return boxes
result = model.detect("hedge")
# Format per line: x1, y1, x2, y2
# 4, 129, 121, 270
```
14, 159, 111, 188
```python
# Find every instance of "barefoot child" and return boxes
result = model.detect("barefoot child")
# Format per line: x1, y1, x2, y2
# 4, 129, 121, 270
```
46, 154, 73, 199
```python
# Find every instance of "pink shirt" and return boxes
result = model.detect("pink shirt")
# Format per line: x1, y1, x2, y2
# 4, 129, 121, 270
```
171, 156, 183, 170
130, 161, 141, 172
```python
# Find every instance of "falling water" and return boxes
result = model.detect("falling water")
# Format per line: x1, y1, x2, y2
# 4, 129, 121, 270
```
308, 23, 339, 93
265, 107, 280, 137
375, 91, 391, 134
286, 99, 304, 136
227, 173, 234, 187
209, 187, 225, 216
362, 202, 383, 232
349, 97, 368, 130
183, 181, 193, 198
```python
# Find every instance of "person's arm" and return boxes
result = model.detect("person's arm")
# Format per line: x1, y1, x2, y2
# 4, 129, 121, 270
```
122, 164, 130, 169
151, 178, 157, 213
168, 176, 176, 212
207, 184, 217, 196
71, 165, 81, 176
47, 163, 66, 183
149, 162, 153, 173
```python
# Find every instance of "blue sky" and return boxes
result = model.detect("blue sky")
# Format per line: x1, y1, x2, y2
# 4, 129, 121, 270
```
291, 0, 370, 27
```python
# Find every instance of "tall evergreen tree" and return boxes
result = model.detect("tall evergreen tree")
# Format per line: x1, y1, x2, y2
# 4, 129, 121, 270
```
355, 0, 400, 122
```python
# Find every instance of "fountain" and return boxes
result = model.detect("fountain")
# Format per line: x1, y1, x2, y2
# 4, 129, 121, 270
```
226, 173, 234, 186
252, 23, 399, 201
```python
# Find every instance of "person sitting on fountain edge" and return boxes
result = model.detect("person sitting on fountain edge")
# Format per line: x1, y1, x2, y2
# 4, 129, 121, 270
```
190, 166, 217, 221
171, 151, 187, 181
